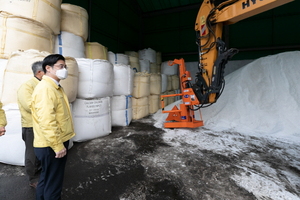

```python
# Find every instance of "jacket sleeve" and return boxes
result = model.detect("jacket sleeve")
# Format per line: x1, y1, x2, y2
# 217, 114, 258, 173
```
17, 83, 33, 113
32, 88, 64, 152
0, 102, 7, 127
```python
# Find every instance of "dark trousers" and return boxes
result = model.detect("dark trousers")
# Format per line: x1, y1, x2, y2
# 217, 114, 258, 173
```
34, 141, 69, 200
22, 127, 41, 184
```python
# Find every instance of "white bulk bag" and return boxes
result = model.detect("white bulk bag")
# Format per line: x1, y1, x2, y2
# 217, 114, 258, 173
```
161, 61, 178, 75
0, 12, 54, 59
61, 4, 88, 41
76, 58, 114, 98
1, 50, 49, 105
85, 42, 108, 60
132, 72, 150, 98
139, 59, 150, 72
150, 73, 162, 95
60, 57, 79, 103
149, 94, 160, 114
171, 75, 180, 90
0, 0, 62, 34
113, 64, 134, 96
111, 95, 132, 126
161, 74, 168, 93
72, 97, 111, 142
0, 104, 25, 166
108, 51, 129, 65
132, 96, 149, 120
54, 31, 85, 58
139, 48, 156, 63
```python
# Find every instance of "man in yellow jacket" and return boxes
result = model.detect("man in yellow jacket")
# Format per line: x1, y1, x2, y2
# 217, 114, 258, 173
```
17, 61, 44, 188
31, 54, 75, 200
0, 101, 7, 136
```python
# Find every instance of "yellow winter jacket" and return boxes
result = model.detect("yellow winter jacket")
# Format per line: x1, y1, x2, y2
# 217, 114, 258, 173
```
0, 102, 7, 127
17, 77, 39, 127
31, 76, 75, 152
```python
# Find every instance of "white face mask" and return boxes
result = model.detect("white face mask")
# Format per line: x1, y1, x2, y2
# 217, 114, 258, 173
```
56, 68, 68, 80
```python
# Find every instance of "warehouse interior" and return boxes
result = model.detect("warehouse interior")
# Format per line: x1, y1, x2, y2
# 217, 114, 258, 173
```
62, 0, 300, 62
1, 1, 300, 199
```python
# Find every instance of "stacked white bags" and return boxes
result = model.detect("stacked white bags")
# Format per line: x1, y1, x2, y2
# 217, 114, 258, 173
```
54, 4, 88, 58
72, 59, 114, 142
112, 64, 134, 126
54, 31, 85, 58
108, 51, 129, 65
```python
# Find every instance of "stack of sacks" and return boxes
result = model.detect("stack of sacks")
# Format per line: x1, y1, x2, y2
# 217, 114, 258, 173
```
54, 4, 88, 58
111, 51, 134, 126
125, 51, 140, 72
85, 42, 108, 60
149, 73, 162, 114
0, 0, 62, 35
160, 61, 179, 106
132, 72, 150, 119
112, 64, 134, 126
0, 104, 25, 166
139, 48, 156, 73
0, 11, 55, 59
55, 31, 85, 58
108, 51, 129, 65
72, 58, 113, 142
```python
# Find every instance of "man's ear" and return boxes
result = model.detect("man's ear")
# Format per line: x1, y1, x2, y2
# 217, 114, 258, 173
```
45, 65, 51, 72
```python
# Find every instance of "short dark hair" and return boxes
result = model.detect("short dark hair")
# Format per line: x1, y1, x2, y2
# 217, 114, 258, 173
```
42, 54, 65, 73
31, 61, 43, 76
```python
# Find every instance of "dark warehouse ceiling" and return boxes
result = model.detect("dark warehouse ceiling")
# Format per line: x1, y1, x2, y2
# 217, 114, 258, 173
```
136, 0, 202, 13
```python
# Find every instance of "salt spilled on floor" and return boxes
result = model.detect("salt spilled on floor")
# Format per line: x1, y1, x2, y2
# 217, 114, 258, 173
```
154, 51, 300, 143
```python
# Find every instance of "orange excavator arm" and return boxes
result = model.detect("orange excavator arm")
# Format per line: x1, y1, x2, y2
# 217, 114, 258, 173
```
193, 0, 293, 104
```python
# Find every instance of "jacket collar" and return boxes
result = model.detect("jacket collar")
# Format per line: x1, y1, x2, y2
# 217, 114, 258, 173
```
42, 76, 60, 89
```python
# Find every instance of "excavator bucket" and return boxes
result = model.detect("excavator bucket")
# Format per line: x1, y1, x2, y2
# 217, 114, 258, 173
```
165, 105, 182, 122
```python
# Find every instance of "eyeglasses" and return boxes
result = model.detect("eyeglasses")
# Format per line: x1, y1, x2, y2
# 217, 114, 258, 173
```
53, 64, 68, 69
